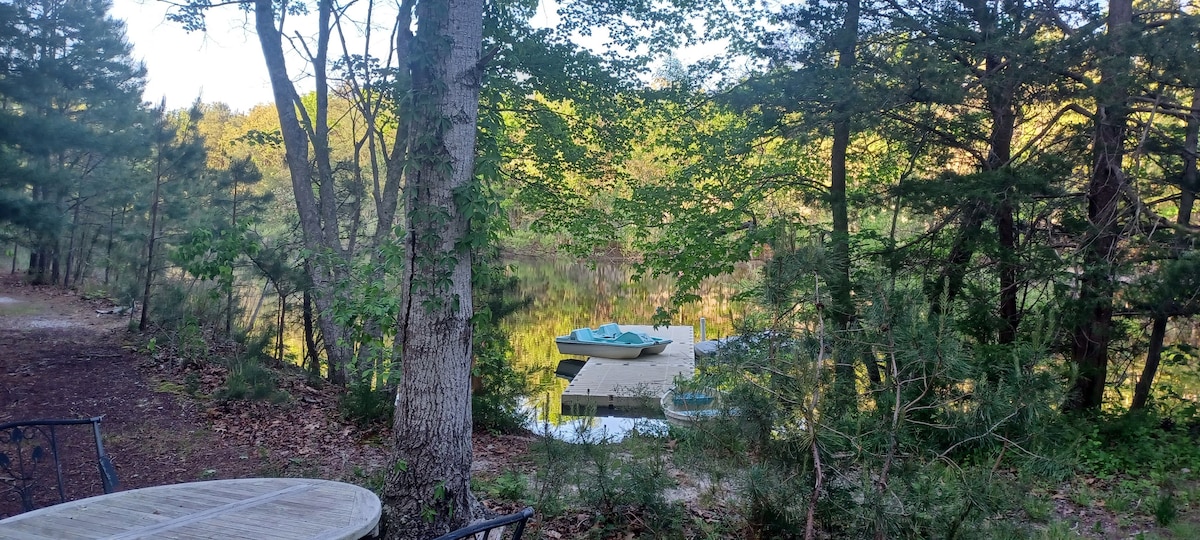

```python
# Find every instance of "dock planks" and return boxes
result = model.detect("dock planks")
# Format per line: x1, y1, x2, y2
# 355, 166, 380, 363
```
560, 325, 694, 413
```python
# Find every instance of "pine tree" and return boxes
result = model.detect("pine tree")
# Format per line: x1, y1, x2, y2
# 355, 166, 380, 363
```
0, 0, 145, 284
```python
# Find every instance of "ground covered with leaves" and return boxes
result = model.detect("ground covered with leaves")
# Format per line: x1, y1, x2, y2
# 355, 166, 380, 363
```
0, 276, 528, 522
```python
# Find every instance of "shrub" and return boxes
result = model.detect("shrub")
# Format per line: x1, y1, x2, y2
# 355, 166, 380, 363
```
475, 469, 529, 502
339, 382, 393, 427
1075, 409, 1200, 479
216, 359, 288, 402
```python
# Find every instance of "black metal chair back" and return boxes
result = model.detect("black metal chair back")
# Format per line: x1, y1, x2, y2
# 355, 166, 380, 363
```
0, 417, 119, 514
431, 507, 535, 540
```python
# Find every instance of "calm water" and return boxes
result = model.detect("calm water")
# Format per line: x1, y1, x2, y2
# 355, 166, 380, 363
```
500, 257, 1200, 435
502, 257, 757, 440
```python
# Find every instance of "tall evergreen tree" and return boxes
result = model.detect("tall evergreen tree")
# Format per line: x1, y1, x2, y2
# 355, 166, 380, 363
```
1064, 0, 1130, 411
139, 102, 207, 330
0, 0, 145, 284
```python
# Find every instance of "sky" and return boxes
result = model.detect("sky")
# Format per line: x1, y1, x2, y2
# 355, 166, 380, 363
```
108, 0, 563, 114
110, 0, 279, 112
108, 1, 725, 114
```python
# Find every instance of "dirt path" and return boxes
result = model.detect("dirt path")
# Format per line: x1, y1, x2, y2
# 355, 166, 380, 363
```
0, 276, 273, 516
0, 275, 536, 523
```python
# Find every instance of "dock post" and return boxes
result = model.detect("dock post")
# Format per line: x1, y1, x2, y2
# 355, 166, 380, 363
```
699, 317, 707, 341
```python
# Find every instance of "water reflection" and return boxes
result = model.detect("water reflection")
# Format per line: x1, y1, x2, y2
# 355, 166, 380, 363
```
503, 256, 756, 440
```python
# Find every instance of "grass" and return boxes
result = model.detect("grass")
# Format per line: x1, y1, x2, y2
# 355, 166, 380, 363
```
1024, 496, 1054, 522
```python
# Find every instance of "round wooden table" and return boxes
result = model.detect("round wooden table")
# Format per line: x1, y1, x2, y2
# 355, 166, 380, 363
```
0, 478, 381, 539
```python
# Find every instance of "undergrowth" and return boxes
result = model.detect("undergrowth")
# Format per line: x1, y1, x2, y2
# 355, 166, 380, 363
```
530, 419, 689, 538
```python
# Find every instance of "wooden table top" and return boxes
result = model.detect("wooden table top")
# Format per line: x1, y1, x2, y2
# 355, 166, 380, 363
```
0, 478, 381, 540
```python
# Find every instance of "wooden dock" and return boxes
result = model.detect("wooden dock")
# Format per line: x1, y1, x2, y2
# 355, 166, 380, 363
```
561, 325, 694, 413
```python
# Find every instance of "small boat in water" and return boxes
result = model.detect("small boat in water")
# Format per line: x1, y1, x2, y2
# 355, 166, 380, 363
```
554, 324, 672, 359
661, 387, 731, 426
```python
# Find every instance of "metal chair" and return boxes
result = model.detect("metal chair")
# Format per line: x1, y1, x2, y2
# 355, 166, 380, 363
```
431, 507, 535, 540
0, 417, 119, 514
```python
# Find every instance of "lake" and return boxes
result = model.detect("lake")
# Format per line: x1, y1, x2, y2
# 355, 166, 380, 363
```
502, 256, 758, 440
501, 257, 1200, 438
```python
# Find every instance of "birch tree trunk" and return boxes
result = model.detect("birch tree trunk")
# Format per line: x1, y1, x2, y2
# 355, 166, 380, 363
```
381, 0, 485, 536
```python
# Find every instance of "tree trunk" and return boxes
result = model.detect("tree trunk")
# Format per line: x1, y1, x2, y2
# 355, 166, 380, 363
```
277, 293, 286, 363
139, 165, 164, 331
27, 182, 50, 284
927, 204, 986, 316
248, 279, 269, 333
1132, 317, 1168, 410
963, 0, 1022, 346
381, 0, 485, 537
304, 287, 321, 377
104, 210, 115, 285
76, 224, 101, 287
829, 0, 872, 392
1132, 90, 1199, 409
1067, 0, 1132, 411
227, 179, 238, 336
254, 0, 352, 384
49, 189, 63, 285
986, 82, 1019, 346
63, 198, 80, 288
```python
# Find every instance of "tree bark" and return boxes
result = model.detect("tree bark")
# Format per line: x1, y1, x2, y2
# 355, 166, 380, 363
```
227, 177, 238, 336
253, 0, 352, 384
303, 287, 321, 376
103, 210, 114, 285
63, 197, 80, 288
829, 0, 867, 392
76, 224, 100, 287
1132, 317, 1168, 410
139, 151, 165, 331
277, 293, 286, 363
1067, 0, 1132, 411
381, 0, 485, 537
927, 203, 987, 316
139, 170, 163, 331
984, 71, 1019, 346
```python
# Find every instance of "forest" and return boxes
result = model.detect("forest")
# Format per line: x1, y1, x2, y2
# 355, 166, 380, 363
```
2, 0, 1199, 538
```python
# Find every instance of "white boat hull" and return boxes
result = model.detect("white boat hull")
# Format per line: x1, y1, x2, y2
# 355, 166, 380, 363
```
555, 341, 646, 359
641, 342, 669, 355
660, 388, 727, 426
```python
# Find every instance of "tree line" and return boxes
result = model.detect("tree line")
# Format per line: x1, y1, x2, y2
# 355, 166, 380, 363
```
519, 0, 1200, 412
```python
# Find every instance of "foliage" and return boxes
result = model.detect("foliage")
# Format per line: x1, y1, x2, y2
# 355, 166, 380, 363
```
215, 358, 288, 403
530, 421, 682, 536
473, 470, 529, 502
151, 281, 224, 333
328, 254, 401, 385
1075, 409, 1200, 481
0, 0, 148, 283
3, 0, 1200, 535
339, 382, 394, 428
671, 254, 1065, 538
173, 221, 260, 288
